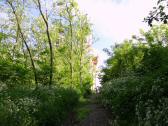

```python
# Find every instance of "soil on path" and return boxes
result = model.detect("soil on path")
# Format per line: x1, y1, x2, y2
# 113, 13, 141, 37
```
79, 95, 112, 126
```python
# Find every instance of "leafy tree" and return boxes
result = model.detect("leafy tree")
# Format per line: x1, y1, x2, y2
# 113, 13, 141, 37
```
100, 24, 168, 125
36, 0, 54, 87
7, 0, 38, 87
145, 0, 168, 26
0, 0, 94, 125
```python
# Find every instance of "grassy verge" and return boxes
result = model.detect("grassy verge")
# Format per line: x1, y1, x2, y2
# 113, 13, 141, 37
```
75, 96, 91, 122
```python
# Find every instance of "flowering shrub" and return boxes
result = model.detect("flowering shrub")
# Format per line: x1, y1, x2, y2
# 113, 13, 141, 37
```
0, 86, 79, 126
100, 76, 168, 125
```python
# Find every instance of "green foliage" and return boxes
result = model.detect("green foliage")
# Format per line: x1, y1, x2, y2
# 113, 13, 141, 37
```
0, 0, 93, 125
0, 86, 79, 126
34, 87, 79, 126
0, 87, 37, 126
0, 32, 7, 42
76, 107, 90, 122
100, 24, 168, 125
100, 76, 141, 125
145, 0, 168, 26
75, 97, 91, 122
0, 60, 32, 87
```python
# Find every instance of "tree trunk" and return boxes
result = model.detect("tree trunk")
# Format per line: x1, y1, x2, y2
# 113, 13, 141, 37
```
37, 0, 53, 87
66, 3, 73, 86
79, 56, 82, 88
7, 1, 38, 87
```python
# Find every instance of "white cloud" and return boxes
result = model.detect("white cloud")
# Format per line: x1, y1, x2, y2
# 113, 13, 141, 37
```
77, 0, 157, 42
77, 0, 158, 86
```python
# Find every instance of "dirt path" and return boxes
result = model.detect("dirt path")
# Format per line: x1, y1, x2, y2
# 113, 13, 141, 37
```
63, 94, 112, 126
79, 95, 112, 126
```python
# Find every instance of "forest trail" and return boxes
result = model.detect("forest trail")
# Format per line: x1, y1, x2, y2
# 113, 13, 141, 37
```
79, 95, 112, 126
64, 94, 112, 126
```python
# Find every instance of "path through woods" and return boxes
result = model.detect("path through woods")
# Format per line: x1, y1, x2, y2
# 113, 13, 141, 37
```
64, 94, 113, 126
80, 95, 112, 126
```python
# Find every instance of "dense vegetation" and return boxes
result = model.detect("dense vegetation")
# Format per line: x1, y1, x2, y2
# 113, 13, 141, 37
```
2, 0, 168, 125
0, 0, 94, 126
100, 24, 168, 125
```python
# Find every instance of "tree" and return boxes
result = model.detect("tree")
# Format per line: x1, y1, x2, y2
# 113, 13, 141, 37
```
100, 25, 168, 125
145, 0, 168, 26
36, 0, 54, 87
7, 0, 38, 87
1, 0, 93, 92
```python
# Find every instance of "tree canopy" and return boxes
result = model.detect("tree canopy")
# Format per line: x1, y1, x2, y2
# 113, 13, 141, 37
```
0, 0, 95, 125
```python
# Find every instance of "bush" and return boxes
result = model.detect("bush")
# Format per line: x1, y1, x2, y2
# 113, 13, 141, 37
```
100, 27, 168, 125
0, 86, 37, 126
100, 76, 168, 126
0, 85, 79, 126
34, 86, 79, 126
100, 76, 141, 125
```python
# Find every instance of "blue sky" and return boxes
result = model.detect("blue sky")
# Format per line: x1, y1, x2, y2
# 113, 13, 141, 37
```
77, 0, 157, 66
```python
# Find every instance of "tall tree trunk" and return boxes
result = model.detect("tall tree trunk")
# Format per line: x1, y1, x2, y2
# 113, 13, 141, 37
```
70, 21, 73, 86
66, 3, 73, 86
37, 0, 53, 87
79, 56, 82, 88
7, 1, 38, 87
79, 38, 84, 88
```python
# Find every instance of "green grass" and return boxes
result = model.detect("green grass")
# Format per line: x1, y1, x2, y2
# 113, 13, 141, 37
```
76, 107, 90, 121
75, 96, 91, 122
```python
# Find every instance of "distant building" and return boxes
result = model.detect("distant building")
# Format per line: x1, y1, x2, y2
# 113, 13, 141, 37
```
86, 35, 100, 91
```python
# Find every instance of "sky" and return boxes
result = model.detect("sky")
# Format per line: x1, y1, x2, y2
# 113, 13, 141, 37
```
77, 0, 158, 66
